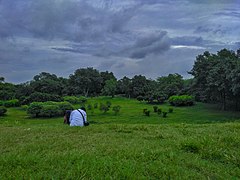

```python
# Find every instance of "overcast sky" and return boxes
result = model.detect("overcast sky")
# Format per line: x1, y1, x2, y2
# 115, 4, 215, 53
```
0, 0, 239, 83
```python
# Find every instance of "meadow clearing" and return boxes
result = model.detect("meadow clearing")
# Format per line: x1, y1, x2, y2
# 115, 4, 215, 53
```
0, 97, 240, 179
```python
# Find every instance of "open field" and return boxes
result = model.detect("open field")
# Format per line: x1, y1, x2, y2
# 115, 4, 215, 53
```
1, 97, 240, 179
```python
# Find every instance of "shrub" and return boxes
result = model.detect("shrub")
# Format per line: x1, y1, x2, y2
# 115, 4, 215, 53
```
57, 101, 74, 115
23, 92, 62, 104
27, 102, 44, 117
63, 96, 80, 104
63, 96, 87, 105
21, 105, 29, 111
153, 106, 158, 112
94, 103, 98, 109
40, 105, 61, 117
137, 95, 144, 102
168, 95, 194, 106
27, 101, 73, 118
169, 108, 173, 113
2, 99, 20, 107
0, 106, 7, 116
145, 110, 150, 117
106, 101, 112, 108
143, 108, 148, 115
100, 103, 109, 113
157, 108, 162, 115
162, 112, 167, 118
112, 105, 121, 115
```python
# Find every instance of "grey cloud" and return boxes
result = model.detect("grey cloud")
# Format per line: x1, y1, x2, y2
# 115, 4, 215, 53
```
0, 0, 139, 41
128, 31, 170, 59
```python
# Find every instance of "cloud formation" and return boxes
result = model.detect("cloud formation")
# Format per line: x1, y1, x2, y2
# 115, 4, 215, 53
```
0, 0, 239, 83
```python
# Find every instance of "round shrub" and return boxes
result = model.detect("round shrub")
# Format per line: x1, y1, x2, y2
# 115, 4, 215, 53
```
57, 101, 74, 115
0, 106, 7, 116
27, 102, 44, 117
3, 99, 20, 107
40, 105, 61, 117
112, 105, 121, 115
168, 95, 194, 106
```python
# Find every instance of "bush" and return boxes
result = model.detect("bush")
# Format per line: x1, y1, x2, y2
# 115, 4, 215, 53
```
39, 105, 61, 117
27, 102, 44, 117
63, 96, 87, 105
145, 110, 150, 117
94, 103, 98, 109
157, 108, 162, 115
169, 108, 173, 113
100, 103, 109, 113
0, 99, 20, 107
168, 95, 194, 106
137, 95, 144, 102
112, 105, 121, 115
162, 112, 167, 118
57, 101, 74, 115
153, 106, 158, 112
0, 106, 7, 116
27, 101, 73, 118
23, 92, 62, 104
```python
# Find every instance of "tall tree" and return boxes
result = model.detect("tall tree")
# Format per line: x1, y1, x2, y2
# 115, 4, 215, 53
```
69, 67, 103, 96
102, 79, 117, 98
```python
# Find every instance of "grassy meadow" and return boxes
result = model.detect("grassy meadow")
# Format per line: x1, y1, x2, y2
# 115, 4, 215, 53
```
0, 97, 240, 179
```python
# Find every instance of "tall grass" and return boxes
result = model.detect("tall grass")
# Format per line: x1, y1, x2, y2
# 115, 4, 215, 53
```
0, 97, 240, 179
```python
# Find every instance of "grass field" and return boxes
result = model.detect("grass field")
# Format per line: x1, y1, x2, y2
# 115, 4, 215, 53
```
1, 97, 240, 179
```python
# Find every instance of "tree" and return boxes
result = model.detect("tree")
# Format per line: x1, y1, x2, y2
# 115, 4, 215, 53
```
102, 79, 117, 97
130, 75, 151, 98
30, 72, 64, 95
69, 67, 103, 96
189, 48, 239, 110
117, 76, 132, 98
156, 73, 184, 98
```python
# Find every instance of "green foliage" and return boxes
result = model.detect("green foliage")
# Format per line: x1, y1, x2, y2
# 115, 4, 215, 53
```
94, 103, 98, 109
136, 95, 144, 102
162, 112, 168, 118
99, 103, 110, 114
168, 95, 194, 106
57, 101, 74, 115
27, 102, 43, 117
112, 105, 121, 115
144, 110, 150, 116
22, 92, 62, 104
39, 105, 61, 117
0, 106, 7, 116
153, 106, 158, 112
27, 101, 73, 118
2, 99, 20, 107
106, 101, 112, 108
63, 96, 87, 106
168, 108, 173, 113
189, 49, 240, 110
157, 108, 162, 115
101, 79, 117, 97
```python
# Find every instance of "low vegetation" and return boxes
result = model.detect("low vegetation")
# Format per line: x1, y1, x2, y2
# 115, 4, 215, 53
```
0, 97, 240, 179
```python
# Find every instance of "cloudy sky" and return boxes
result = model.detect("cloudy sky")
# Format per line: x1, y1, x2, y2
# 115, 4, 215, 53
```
0, 0, 239, 83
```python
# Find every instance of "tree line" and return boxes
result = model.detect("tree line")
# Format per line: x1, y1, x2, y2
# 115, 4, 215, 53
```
1, 48, 240, 111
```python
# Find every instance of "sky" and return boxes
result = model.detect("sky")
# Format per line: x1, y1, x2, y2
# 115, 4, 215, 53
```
0, 0, 239, 84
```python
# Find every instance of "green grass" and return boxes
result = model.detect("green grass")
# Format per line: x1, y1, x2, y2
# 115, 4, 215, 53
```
0, 97, 240, 179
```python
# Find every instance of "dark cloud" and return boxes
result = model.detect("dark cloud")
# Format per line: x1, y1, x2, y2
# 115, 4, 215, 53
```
0, 0, 239, 83
128, 31, 170, 59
